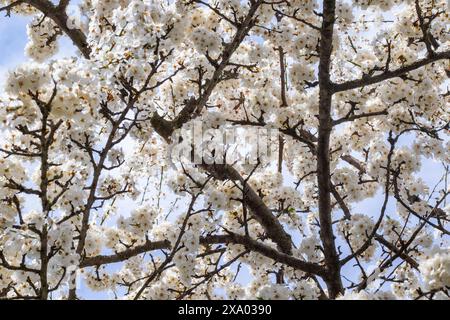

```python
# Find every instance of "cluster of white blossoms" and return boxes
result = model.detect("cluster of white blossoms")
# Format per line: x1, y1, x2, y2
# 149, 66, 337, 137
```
83, 268, 117, 292
336, 1, 354, 26
5, 62, 50, 97
332, 167, 378, 202
391, 265, 420, 298
0, 0, 36, 14
190, 27, 222, 56
299, 236, 323, 263
25, 16, 60, 62
0, 0, 448, 301
257, 284, 291, 300
353, 0, 407, 10
292, 279, 321, 300
290, 63, 316, 90
419, 251, 450, 291
117, 206, 158, 239
338, 290, 397, 300
0, 158, 26, 185
338, 214, 376, 261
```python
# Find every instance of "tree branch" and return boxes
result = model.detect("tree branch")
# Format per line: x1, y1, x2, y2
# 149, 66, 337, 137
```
333, 50, 450, 93
316, 0, 344, 298
23, 0, 91, 58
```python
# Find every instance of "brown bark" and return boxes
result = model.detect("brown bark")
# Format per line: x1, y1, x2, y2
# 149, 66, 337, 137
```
317, 0, 344, 298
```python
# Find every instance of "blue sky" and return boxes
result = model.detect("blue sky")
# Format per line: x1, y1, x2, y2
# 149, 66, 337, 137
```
0, 15, 29, 87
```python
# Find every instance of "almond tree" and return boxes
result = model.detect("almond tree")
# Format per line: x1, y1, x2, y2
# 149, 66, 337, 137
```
0, 0, 449, 300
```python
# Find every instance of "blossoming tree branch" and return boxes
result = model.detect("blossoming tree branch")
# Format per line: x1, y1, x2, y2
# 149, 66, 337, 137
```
0, 0, 449, 300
